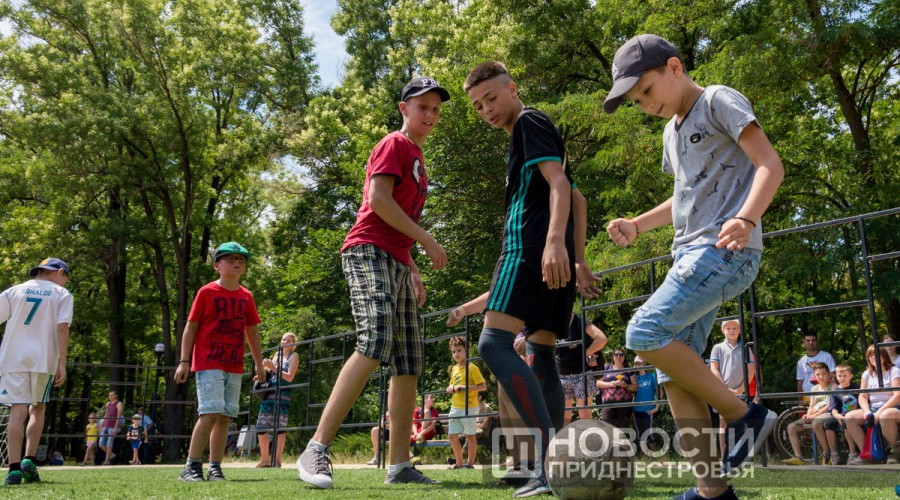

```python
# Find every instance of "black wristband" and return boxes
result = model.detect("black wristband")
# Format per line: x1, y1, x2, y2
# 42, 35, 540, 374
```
179, 360, 190, 364
733, 216, 757, 228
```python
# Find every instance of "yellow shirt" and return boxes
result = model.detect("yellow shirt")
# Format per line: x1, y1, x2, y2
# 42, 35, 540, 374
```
449, 362, 484, 408
86, 422, 99, 442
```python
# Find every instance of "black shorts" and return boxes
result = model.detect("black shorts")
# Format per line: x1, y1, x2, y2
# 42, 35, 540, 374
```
486, 249, 576, 336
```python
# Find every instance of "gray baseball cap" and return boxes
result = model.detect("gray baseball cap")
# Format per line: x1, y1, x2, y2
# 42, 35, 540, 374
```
603, 34, 680, 114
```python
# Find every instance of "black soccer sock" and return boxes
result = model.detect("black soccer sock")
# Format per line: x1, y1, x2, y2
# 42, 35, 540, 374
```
479, 327, 553, 463
23, 456, 35, 462
527, 341, 565, 433
8, 463, 20, 472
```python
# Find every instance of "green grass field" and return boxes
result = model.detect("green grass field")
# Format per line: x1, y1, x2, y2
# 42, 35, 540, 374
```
3, 464, 898, 499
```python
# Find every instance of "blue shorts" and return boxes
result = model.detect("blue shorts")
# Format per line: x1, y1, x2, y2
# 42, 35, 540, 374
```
98, 427, 117, 448
625, 245, 760, 384
196, 369, 242, 417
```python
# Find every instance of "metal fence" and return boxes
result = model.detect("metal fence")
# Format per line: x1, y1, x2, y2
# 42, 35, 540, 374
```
38, 207, 899, 464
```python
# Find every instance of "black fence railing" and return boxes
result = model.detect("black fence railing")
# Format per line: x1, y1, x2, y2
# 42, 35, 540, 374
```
34, 207, 899, 466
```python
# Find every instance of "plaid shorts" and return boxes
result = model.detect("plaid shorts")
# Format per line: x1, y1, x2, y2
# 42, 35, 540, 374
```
342, 244, 424, 376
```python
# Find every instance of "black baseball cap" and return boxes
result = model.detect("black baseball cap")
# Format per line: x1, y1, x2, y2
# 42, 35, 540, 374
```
400, 76, 451, 103
603, 34, 680, 114
29, 257, 70, 277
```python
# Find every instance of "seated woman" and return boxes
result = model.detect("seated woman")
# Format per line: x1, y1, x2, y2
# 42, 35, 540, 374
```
844, 344, 900, 464
254, 332, 300, 468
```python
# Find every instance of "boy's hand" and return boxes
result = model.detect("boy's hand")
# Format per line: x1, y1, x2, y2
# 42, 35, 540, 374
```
54, 363, 67, 387
422, 236, 448, 270
446, 384, 455, 394
542, 241, 570, 289
513, 335, 526, 356
447, 307, 465, 327
716, 218, 754, 250
410, 271, 427, 307
255, 365, 267, 385
575, 260, 601, 298
174, 363, 189, 384
606, 218, 638, 247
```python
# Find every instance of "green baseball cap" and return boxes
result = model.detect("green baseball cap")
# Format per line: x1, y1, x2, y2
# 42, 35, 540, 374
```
213, 242, 251, 262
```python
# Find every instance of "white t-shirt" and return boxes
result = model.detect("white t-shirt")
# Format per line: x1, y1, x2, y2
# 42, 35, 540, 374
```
796, 351, 836, 392
0, 279, 74, 373
862, 366, 900, 409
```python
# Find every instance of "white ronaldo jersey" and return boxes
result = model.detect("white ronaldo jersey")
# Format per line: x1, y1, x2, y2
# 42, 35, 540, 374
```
0, 279, 74, 373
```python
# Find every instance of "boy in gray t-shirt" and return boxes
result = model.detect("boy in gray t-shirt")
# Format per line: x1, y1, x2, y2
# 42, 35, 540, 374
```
604, 34, 784, 498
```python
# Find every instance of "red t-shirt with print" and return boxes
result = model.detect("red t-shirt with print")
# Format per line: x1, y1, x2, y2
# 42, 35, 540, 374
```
340, 131, 428, 265
188, 282, 261, 374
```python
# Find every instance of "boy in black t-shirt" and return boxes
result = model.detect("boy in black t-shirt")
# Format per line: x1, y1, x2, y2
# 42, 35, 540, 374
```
464, 61, 598, 498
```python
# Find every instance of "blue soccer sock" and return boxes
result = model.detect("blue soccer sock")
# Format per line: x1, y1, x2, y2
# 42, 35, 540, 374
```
526, 341, 565, 432
479, 327, 553, 466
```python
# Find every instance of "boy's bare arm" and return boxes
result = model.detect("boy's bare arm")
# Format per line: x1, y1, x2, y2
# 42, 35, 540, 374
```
447, 291, 490, 327
716, 122, 784, 250
245, 324, 266, 383
368, 175, 447, 270
55, 322, 70, 386
585, 324, 608, 354
537, 161, 572, 289
572, 188, 601, 298
607, 197, 674, 247
174, 321, 198, 383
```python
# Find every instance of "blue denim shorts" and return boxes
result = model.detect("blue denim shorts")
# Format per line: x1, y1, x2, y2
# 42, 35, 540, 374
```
625, 244, 760, 384
196, 369, 242, 417
98, 427, 117, 449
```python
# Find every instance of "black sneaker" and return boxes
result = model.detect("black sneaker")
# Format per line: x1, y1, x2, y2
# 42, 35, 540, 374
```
179, 463, 204, 482
721, 402, 776, 475
384, 465, 440, 484
20, 459, 39, 483
513, 475, 552, 497
5, 470, 22, 485
499, 465, 533, 487
207, 464, 226, 481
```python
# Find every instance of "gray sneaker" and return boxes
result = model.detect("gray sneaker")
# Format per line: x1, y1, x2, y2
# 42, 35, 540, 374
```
513, 475, 552, 497
206, 464, 226, 481
384, 465, 439, 484
297, 446, 333, 489
179, 463, 204, 482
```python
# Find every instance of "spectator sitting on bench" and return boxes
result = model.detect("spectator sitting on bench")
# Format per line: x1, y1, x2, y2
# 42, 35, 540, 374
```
412, 394, 439, 445
814, 364, 858, 465
783, 362, 835, 465
367, 411, 391, 466
474, 392, 495, 446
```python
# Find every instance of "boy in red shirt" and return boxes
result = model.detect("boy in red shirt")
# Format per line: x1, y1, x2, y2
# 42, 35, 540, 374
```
298, 76, 449, 488
174, 242, 265, 482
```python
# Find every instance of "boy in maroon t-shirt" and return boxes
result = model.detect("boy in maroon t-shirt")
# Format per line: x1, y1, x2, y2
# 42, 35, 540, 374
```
298, 77, 450, 488
174, 241, 265, 482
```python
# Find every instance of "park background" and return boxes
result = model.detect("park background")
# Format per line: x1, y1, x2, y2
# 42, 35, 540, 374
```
0, 0, 896, 464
